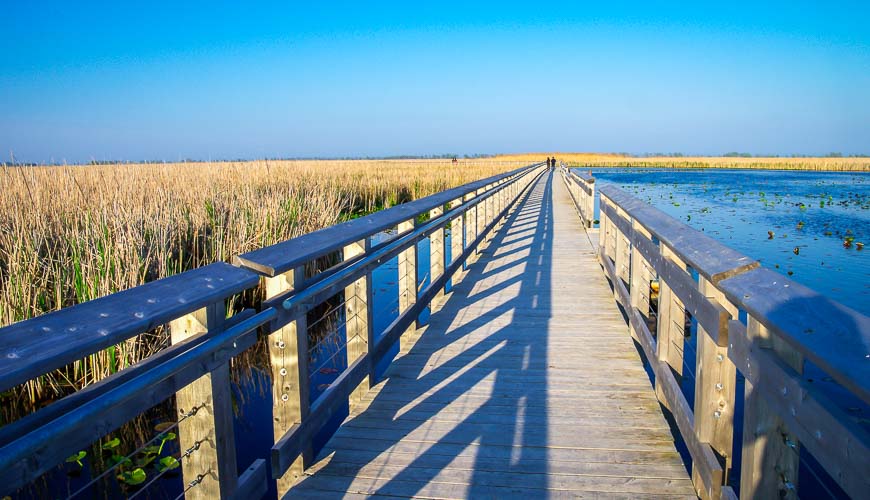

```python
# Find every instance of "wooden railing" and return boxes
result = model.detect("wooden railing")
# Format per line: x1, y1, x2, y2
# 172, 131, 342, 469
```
573, 173, 870, 500
559, 163, 595, 227
0, 162, 547, 499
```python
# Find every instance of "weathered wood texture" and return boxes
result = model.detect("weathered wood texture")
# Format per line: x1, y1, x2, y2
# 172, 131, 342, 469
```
286, 172, 693, 498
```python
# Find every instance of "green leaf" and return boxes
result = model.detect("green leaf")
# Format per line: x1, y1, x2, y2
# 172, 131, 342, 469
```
118, 468, 147, 485
65, 450, 87, 467
141, 445, 160, 455
157, 456, 180, 472
102, 438, 121, 450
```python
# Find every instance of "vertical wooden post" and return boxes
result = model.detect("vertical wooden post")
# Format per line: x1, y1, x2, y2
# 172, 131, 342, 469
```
344, 238, 373, 406
476, 187, 485, 252
692, 279, 738, 494
170, 302, 238, 499
587, 181, 595, 228
740, 317, 802, 499
449, 198, 464, 283
429, 207, 446, 312
397, 219, 419, 348
654, 246, 686, 408
598, 195, 610, 258
263, 267, 310, 494
463, 192, 477, 267
614, 208, 631, 285
629, 222, 654, 342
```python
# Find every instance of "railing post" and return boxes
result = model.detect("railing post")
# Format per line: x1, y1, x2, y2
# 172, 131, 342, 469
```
693, 278, 738, 493
170, 302, 238, 499
629, 222, 655, 341
263, 267, 311, 494
475, 187, 485, 253
480, 185, 489, 244
586, 180, 595, 228
739, 317, 803, 499
463, 192, 477, 268
613, 207, 631, 285
344, 239, 373, 406
654, 246, 687, 409
599, 195, 611, 258
429, 206, 446, 312
449, 198, 464, 283
398, 218, 419, 350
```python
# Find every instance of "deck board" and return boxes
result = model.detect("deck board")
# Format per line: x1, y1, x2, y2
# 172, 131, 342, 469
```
286, 171, 694, 499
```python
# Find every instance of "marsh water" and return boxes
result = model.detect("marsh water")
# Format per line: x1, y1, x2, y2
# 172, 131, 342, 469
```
40, 168, 868, 498
591, 167, 868, 498
590, 168, 870, 315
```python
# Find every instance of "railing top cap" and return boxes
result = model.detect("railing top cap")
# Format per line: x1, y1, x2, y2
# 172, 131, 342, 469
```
0, 262, 259, 394
718, 267, 870, 404
568, 169, 595, 183
235, 162, 542, 277
599, 184, 758, 282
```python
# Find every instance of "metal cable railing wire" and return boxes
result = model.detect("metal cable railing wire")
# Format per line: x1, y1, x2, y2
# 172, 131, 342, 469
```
67, 402, 206, 499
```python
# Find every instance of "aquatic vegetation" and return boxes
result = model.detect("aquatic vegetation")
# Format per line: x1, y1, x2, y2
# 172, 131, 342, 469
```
0, 159, 520, 410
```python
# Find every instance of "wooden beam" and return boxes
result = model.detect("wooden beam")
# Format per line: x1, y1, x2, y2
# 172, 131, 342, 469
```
344, 238, 373, 407
170, 302, 238, 500
739, 317, 802, 499
263, 267, 311, 493
692, 278, 738, 491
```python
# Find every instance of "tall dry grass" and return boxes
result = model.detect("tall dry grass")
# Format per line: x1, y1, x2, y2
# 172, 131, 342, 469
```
491, 153, 870, 171
0, 159, 522, 408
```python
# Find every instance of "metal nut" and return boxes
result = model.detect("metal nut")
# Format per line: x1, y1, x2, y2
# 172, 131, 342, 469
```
281, 394, 289, 402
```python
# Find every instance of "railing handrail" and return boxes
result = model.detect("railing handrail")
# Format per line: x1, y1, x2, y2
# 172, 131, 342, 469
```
599, 184, 870, 402
0, 161, 546, 498
594, 179, 870, 499
235, 162, 544, 277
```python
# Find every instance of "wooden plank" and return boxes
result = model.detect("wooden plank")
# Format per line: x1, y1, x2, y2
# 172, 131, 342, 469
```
233, 459, 268, 500
692, 277, 737, 489
344, 239, 373, 406
729, 320, 870, 498
286, 171, 691, 498
0, 262, 259, 393
397, 218, 419, 342
0, 309, 270, 494
170, 302, 238, 499
235, 163, 542, 277
264, 266, 312, 491
739, 317, 802, 499
718, 267, 870, 404
599, 185, 758, 283
429, 206, 446, 311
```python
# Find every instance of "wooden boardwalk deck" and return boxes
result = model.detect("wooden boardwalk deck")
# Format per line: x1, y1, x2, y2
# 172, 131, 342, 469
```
287, 171, 695, 499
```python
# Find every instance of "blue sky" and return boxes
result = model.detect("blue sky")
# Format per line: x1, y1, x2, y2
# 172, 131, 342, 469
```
1, 1, 868, 162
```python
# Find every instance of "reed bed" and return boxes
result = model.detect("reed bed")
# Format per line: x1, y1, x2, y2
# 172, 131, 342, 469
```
492, 153, 870, 171
0, 159, 522, 411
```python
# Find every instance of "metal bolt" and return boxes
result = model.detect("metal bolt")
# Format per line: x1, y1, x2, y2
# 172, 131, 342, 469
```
281, 393, 289, 402
279, 368, 287, 376
715, 383, 724, 391
716, 354, 724, 362
713, 410, 722, 419
276, 340, 286, 349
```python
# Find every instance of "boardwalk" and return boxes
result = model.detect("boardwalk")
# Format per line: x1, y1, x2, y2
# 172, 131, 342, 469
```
287, 172, 694, 499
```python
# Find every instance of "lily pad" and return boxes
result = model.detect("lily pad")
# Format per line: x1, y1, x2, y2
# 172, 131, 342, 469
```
102, 438, 121, 450
118, 468, 147, 486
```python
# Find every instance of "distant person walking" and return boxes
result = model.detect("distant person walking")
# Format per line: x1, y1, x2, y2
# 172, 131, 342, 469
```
546, 157, 552, 170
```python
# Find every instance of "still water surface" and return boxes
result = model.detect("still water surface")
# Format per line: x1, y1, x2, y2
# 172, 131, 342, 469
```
591, 168, 869, 315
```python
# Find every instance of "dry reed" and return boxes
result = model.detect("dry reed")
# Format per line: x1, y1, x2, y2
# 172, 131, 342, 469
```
0, 159, 522, 409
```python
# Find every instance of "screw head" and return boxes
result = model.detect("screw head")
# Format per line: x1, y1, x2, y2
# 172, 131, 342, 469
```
716, 354, 725, 362
715, 383, 724, 391
713, 410, 722, 419
279, 368, 287, 376
281, 394, 289, 402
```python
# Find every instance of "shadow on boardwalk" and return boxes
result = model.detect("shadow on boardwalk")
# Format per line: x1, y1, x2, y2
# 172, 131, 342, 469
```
288, 172, 554, 497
